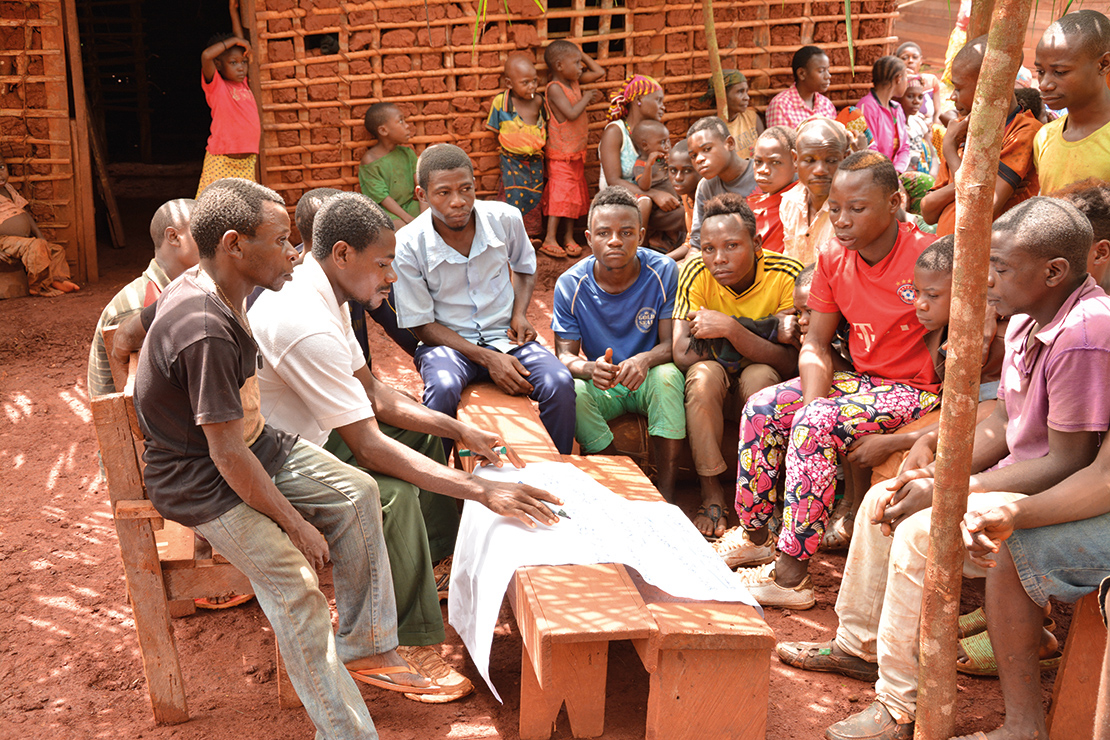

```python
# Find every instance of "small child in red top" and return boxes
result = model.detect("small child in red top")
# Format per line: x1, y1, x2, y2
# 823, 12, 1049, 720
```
747, 126, 798, 256
540, 40, 604, 259
197, 11, 260, 197
0, 157, 79, 296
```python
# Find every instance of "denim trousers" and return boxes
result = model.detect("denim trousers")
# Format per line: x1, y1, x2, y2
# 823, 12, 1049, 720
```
832, 481, 1025, 723
414, 340, 576, 454
194, 439, 395, 740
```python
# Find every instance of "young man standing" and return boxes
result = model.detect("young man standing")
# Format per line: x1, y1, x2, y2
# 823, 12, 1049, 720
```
552, 187, 686, 500
249, 192, 561, 702
393, 144, 575, 454
133, 178, 427, 738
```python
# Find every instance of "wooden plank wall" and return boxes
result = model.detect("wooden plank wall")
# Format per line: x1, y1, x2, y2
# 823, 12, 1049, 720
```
251, 0, 900, 215
0, 0, 91, 282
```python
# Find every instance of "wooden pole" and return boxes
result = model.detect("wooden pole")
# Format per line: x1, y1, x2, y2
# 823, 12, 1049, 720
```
913, 0, 1033, 737
703, 0, 728, 121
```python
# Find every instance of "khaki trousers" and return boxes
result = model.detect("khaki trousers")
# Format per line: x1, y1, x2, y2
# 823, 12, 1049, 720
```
684, 361, 781, 477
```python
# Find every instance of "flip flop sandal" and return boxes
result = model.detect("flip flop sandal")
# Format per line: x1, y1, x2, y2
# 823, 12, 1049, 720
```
693, 504, 724, 540
195, 594, 254, 610
348, 663, 443, 695
955, 629, 1063, 676
563, 242, 584, 258
538, 243, 567, 258
958, 607, 989, 639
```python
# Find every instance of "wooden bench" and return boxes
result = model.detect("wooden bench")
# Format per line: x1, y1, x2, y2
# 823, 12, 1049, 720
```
91, 327, 278, 724
1047, 590, 1107, 739
457, 383, 774, 740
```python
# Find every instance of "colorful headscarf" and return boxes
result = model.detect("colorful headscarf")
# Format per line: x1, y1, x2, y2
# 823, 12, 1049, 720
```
606, 74, 663, 122
700, 70, 748, 103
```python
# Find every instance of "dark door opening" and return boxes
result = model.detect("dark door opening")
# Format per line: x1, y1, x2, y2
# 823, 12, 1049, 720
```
78, 0, 242, 165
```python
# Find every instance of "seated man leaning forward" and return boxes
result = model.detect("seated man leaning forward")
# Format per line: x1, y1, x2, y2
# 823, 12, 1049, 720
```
393, 144, 576, 454
726, 152, 941, 609
249, 192, 562, 702
672, 193, 802, 538
552, 186, 686, 501
132, 178, 427, 738
776, 196, 1110, 740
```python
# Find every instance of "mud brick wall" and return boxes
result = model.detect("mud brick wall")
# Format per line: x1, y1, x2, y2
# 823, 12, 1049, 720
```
1, 1, 81, 277
252, 0, 897, 214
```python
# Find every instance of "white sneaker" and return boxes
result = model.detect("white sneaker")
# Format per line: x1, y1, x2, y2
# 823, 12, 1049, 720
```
712, 526, 775, 569
396, 645, 474, 703
734, 563, 816, 610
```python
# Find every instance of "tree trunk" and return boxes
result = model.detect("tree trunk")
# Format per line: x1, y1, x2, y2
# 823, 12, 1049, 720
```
913, 0, 1033, 737
703, 0, 728, 121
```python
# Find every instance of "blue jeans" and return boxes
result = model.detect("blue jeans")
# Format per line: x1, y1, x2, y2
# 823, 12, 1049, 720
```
414, 341, 575, 454
1007, 510, 1110, 607
193, 439, 395, 740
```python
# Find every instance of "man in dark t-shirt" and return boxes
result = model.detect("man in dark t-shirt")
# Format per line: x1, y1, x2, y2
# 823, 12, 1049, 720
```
133, 178, 432, 737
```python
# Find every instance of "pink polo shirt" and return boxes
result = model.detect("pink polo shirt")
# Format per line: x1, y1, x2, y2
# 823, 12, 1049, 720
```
996, 276, 1110, 468
202, 72, 260, 155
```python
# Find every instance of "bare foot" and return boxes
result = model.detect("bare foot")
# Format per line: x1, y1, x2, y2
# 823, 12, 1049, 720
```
51, 279, 80, 293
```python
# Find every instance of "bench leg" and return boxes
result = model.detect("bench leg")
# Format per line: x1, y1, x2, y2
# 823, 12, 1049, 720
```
645, 647, 769, 740
1047, 591, 1107, 739
117, 518, 190, 725
520, 641, 609, 740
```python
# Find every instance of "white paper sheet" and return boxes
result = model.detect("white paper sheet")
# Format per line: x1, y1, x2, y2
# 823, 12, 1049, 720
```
447, 461, 761, 702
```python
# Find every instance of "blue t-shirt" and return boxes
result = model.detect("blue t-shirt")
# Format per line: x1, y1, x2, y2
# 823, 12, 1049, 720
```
552, 249, 678, 364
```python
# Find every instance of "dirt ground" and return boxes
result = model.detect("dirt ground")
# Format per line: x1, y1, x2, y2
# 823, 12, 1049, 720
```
0, 197, 1069, 739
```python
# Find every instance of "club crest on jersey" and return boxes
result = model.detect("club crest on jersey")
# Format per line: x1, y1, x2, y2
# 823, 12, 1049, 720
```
896, 281, 916, 305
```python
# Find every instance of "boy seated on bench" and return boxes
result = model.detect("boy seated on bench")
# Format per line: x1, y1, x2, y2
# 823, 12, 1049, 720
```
132, 178, 429, 737
776, 196, 1110, 740
393, 144, 575, 454
672, 193, 802, 538
552, 186, 685, 500
249, 191, 561, 702
958, 439, 1110, 740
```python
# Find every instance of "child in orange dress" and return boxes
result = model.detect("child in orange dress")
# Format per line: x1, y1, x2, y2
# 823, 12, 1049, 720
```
540, 40, 604, 258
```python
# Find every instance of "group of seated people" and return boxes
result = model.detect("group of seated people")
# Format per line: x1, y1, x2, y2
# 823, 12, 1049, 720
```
86, 9, 1110, 740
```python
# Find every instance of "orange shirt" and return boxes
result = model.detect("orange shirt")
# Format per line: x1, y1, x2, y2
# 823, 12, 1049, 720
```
809, 222, 940, 392
202, 72, 260, 155
932, 108, 1040, 237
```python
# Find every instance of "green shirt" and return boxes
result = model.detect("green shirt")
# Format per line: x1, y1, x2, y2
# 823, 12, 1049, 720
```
359, 146, 419, 222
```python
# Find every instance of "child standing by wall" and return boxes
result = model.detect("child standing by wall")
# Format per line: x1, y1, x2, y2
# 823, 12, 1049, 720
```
665, 141, 702, 262
541, 40, 604, 259
487, 53, 546, 240
359, 102, 422, 226
197, 26, 260, 197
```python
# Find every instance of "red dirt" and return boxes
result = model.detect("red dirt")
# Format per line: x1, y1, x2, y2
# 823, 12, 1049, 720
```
0, 201, 1068, 739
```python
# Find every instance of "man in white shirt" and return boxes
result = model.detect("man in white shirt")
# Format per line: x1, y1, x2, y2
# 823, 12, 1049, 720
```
392, 144, 576, 454
249, 192, 561, 702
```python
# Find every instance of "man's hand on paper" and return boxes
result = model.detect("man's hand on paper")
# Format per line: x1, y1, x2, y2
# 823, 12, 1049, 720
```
480, 481, 564, 528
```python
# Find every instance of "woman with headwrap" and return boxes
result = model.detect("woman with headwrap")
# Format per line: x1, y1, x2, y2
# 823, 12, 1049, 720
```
702, 70, 765, 158
598, 75, 679, 219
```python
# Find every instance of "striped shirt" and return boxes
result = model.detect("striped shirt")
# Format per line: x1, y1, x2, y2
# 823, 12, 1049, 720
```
87, 259, 171, 398
674, 250, 801, 322
765, 85, 837, 130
